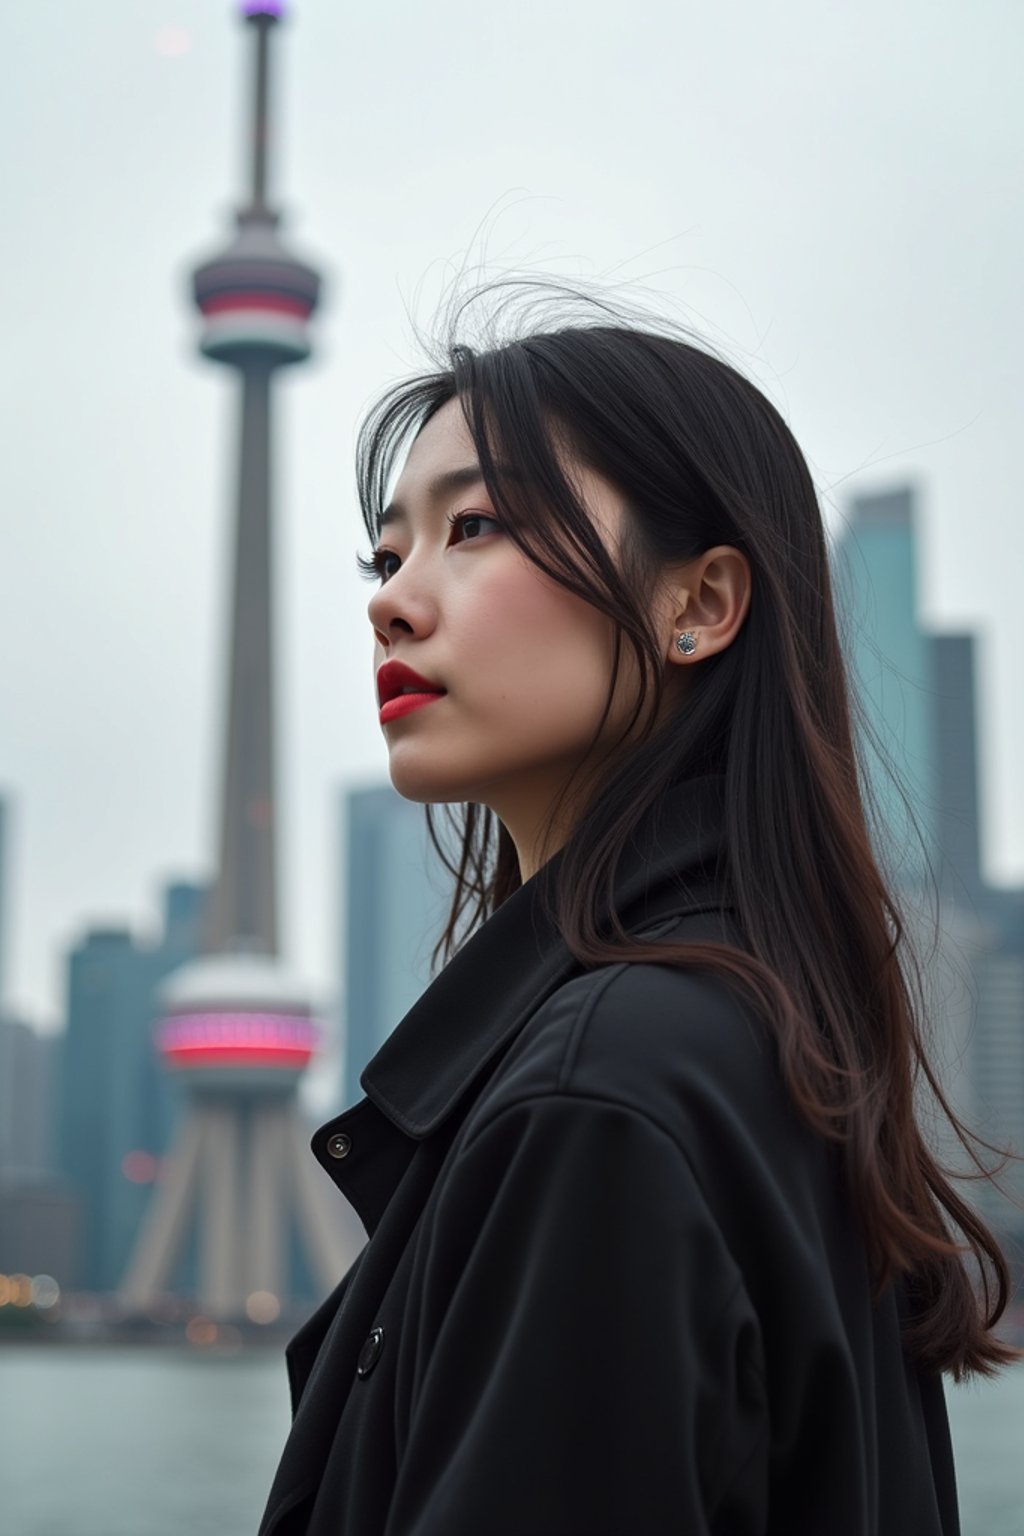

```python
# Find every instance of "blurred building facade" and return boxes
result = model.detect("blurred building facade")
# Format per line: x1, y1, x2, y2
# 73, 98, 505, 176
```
0, 793, 79, 1284
56, 881, 207, 1291
831, 484, 1024, 1241
932, 633, 985, 905
339, 784, 450, 1108
0, 1014, 78, 1284
831, 485, 938, 888
0, 1014, 57, 1179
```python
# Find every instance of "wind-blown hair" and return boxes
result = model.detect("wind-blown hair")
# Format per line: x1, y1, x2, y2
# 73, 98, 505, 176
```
355, 278, 1021, 1381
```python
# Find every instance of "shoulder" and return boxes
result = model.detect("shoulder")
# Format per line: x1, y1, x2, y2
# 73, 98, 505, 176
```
476, 934, 787, 1150
466, 930, 837, 1249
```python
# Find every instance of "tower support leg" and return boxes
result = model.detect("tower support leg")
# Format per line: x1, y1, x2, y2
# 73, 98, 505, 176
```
200, 1099, 242, 1317
118, 1114, 205, 1308
247, 1097, 285, 1298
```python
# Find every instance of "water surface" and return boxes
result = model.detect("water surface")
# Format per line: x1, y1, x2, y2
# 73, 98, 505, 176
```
1, 1346, 1021, 1535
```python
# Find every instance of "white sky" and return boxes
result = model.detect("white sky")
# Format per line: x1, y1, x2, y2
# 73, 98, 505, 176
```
2, 0, 1022, 1031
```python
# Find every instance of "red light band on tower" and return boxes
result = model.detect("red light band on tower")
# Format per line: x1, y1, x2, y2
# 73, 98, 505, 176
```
199, 292, 312, 320
159, 1012, 319, 1056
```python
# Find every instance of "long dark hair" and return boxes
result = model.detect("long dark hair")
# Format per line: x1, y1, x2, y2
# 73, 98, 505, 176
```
355, 278, 1021, 1381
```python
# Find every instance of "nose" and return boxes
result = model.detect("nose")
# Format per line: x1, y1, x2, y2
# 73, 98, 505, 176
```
367, 563, 437, 651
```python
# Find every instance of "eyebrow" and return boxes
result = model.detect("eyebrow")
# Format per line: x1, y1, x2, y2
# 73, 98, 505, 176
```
377, 465, 489, 536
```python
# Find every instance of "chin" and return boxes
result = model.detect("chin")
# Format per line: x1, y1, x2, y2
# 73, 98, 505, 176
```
386, 743, 519, 810
386, 756, 470, 807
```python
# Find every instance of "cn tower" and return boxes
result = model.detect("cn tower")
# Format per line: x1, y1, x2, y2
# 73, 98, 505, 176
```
121, 1, 359, 1322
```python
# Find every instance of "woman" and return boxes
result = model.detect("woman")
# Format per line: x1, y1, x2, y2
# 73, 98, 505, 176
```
258, 286, 1020, 1535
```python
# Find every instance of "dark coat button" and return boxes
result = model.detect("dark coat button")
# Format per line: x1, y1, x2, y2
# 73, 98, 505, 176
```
326, 1132, 351, 1159
356, 1326, 385, 1378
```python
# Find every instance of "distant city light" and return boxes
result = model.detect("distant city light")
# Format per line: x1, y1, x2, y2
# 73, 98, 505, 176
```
122, 1150, 159, 1184
0, 1274, 61, 1311
30, 1275, 60, 1310
1, 1274, 34, 1308
185, 1316, 218, 1347
245, 1290, 281, 1324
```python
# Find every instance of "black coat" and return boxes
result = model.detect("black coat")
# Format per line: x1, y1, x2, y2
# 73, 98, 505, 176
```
258, 772, 960, 1536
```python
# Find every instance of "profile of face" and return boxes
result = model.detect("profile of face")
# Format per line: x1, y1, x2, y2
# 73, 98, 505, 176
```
366, 396, 749, 876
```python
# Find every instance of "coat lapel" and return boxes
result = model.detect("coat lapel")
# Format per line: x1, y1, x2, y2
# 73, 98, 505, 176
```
359, 770, 732, 1139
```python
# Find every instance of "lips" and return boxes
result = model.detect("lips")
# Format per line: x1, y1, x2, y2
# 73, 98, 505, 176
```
376, 660, 447, 725
374, 660, 442, 706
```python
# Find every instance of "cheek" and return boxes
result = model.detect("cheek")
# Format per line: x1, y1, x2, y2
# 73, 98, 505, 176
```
448, 561, 613, 708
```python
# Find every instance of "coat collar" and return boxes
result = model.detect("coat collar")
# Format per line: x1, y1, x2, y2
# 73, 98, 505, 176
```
357, 770, 733, 1142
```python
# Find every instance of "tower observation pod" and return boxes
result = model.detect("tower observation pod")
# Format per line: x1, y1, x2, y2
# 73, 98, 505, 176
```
157, 956, 318, 1092
119, 1, 361, 1323
193, 5, 320, 368
120, 957, 354, 1321
193, 216, 320, 366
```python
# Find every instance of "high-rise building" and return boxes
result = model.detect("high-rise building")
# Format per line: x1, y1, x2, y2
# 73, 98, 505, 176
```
931, 634, 984, 905
830, 483, 1024, 1243
971, 936, 1024, 1237
830, 485, 937, 890
0, 1013, 78, 1285
340, 784, 450, 1107
0, 1016, 57, 1179
0, 795, 80, 1285
56, 880, 208, 1291
121, 2, 358, 1322
58, 929, 147, 1291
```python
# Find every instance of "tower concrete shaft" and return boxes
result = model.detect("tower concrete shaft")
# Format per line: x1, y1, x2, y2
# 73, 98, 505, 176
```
195, 3, 321, 958
207, 359, 278, 956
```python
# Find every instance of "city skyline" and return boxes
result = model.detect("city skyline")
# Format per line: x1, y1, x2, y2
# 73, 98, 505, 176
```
4, 477, 1022, 1301
3, 0, 1022, 1028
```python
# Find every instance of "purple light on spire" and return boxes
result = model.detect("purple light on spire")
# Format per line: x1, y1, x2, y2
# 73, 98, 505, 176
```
242, 1, 284, 16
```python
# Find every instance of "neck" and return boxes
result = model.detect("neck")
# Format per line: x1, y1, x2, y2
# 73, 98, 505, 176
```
483, 764, 600, 884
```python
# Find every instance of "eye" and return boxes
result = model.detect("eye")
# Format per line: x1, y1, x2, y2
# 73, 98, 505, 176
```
355, 510, 500, 585
447, 511, 501, 543
355, 547, 401, 583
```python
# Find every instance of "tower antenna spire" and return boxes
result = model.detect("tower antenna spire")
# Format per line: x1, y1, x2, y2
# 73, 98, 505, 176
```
242, 2, 284, 214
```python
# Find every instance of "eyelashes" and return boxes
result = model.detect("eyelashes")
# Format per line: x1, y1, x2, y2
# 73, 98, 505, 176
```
356, 511, 501, 585
355, 548, 396, 582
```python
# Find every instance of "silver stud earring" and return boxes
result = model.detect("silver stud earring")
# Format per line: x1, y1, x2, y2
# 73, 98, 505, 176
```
675, 631, 698, 656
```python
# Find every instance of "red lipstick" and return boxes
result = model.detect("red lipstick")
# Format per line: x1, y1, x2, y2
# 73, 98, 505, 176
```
377, 659, 447, 725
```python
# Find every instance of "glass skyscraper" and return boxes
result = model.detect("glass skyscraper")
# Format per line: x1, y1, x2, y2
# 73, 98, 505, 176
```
830, 484, 1023, 1242
830, 485, 938, 890
339, 784, 451, 1109
56, 881, 207, 1291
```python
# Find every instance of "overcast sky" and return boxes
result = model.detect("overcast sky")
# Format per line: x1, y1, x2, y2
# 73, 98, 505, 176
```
2, 0, 1022, 1034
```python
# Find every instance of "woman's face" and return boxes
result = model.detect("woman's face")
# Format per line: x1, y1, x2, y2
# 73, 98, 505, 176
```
366, 398, 661, 859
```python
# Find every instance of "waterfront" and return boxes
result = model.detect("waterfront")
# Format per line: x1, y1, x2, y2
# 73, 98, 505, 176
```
0, 1347, 1022, 1535
0, 1347, 290, 1536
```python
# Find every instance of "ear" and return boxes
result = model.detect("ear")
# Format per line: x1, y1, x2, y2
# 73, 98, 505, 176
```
662, 545, 752, 666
